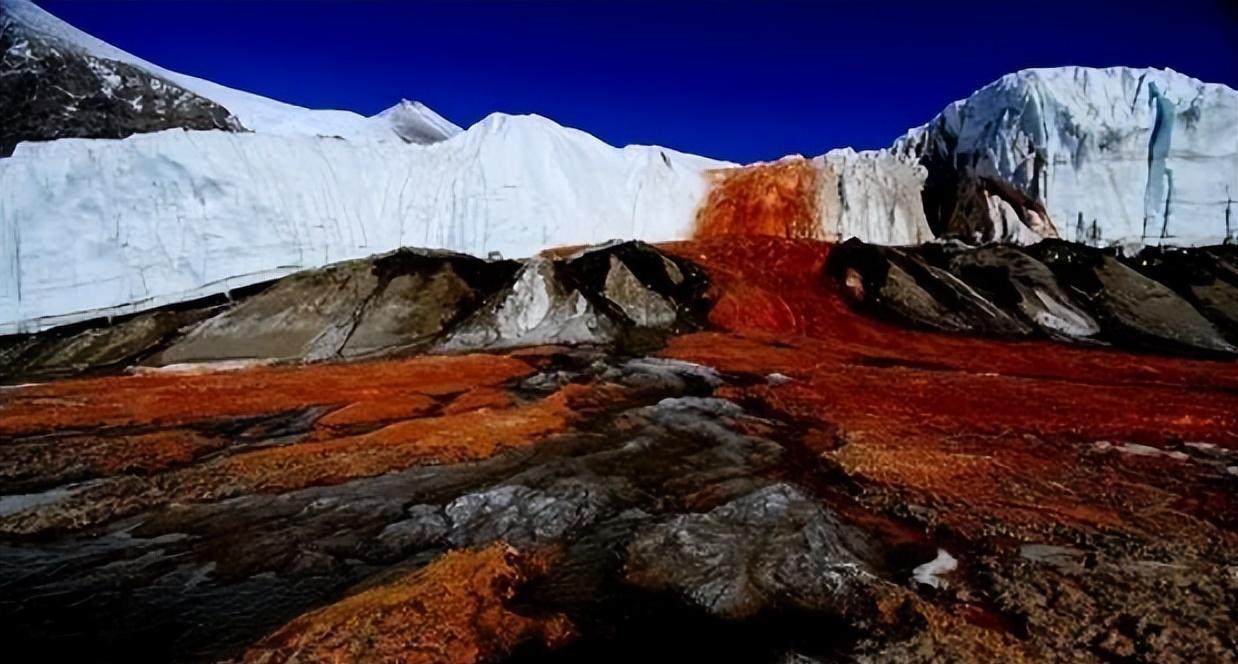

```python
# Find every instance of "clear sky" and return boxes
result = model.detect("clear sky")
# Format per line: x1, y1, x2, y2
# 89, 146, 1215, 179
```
36, 0, 1238, 163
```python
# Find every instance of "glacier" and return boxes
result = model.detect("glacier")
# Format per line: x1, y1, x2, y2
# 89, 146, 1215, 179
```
0, 0, 722, 333
0, 116, 724, 333
5, 0, 1238, 335
897, 66, 1238, 248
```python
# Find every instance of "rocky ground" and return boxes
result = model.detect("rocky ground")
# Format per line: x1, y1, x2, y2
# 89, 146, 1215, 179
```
0, 237, 1235, 663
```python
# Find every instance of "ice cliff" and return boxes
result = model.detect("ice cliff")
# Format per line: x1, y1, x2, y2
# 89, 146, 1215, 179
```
0, 116, 722, 333
897, 66, 1238, 248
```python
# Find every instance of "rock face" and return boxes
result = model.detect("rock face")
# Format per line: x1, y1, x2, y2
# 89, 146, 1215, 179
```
1027, 241, 1237, 354
149, 249, 519, 365
828, 238, 1237, 355
0, 12, 242, 156
897, 66, 1238, 248
0, 242, 708, 380
440, 241, 710, 352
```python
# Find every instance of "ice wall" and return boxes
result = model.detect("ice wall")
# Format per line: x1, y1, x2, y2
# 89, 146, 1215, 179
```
0, 115, 725, 333
899, 67, 1238, 247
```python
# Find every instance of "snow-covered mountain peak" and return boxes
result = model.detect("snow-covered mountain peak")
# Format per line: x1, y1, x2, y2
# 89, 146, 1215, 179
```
1, 0, 457, 144
373, 99, 463, 145
3, 0, 136, 63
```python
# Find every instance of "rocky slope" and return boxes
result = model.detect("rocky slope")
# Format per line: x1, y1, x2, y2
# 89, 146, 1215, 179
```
828, 239, 1238, 354
7, 236, 1235, 383
0, 241, 710, 381
0, 236, 1234, 663
0, 7, 241, 156
0, 0, 461, 144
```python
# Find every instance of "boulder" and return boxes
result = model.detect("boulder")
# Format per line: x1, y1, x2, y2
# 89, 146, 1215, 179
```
934, 243, 1100, 341
625, 483, 878, 621
441, 241, 709, 351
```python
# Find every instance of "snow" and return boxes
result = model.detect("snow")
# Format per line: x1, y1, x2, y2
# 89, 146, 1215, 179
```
1, 0, 455, 143
897, 66, 1238, 248
0, 115, 726, 333
377, 99, 464, 145
912, 548, 958, 588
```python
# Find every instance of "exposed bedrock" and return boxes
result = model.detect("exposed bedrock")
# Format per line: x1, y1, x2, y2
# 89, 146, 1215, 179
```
0, 351, 930, 663
440, 241, 709, 351
1127, 244, 1238, 345
828, 238, 1237, 355
0, 241, 710, 380
148, 248, 521, 365
0, 15, 242, 156
625, 482, 881, 622
1027, 241, 1236, 354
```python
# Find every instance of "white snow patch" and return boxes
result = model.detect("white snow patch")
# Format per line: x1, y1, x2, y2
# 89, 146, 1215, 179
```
129, 359, 276, 375
912, 548, 958, 589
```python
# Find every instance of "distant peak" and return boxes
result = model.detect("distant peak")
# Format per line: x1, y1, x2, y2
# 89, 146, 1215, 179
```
374, 99, 462, 145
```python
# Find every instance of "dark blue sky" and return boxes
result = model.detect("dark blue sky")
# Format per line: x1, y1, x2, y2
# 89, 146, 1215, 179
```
37, 0, 1238, 163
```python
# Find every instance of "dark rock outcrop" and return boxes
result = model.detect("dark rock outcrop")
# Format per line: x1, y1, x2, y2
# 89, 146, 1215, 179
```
1127, 244, 1238, 345
829, 238, 1237, 356
1028, 240, 1235, 354
828, 239, 1033, 337
148, 249, 518, 365
625, 482, 878, 621
0, 17, 242, 156
934, 243, 1100, 341
440, 241, 710, 352
0, 242, 710, 381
